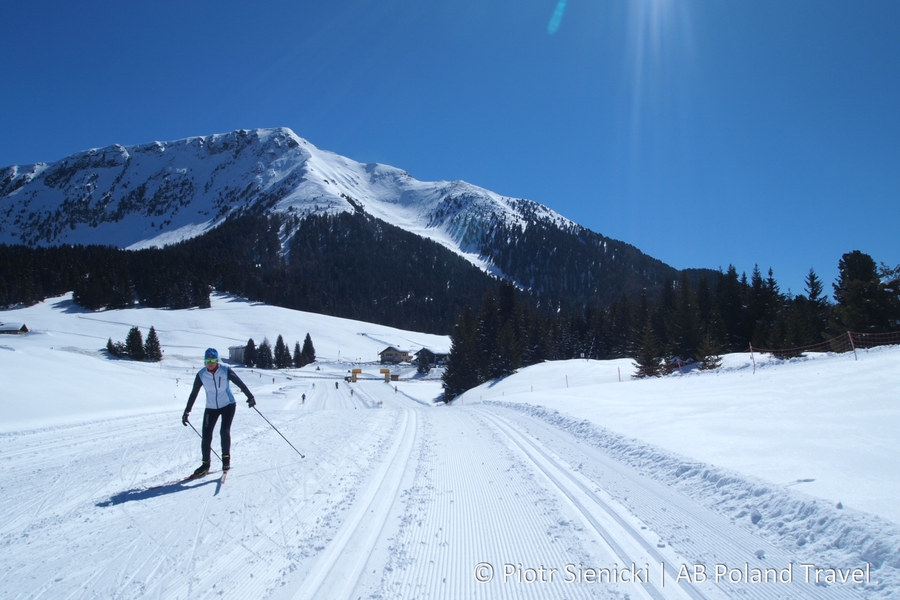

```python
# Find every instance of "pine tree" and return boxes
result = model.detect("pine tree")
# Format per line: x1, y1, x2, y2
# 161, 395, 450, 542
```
301, 333, 316, 366
274, 334, 292, 369
125, 326, 145, 361
244, 338, 257, 367
715, 265, 745, 351
442, 306, 479, 401
416, 350, 432, 375
293, 342, 303, 368
633, 319, 663, 378
144, 326, 163, 362
833, 251, 894, 333
106, 337, 123, 358
799, 268, 831, 343
697, 316, 725, 370
747, 265, 781, 348
697, 333, 723, 370
257, 338, 273, 369
475, 292, 502, 381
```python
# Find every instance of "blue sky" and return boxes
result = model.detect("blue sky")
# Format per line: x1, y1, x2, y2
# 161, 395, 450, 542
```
2, 0, 898, 297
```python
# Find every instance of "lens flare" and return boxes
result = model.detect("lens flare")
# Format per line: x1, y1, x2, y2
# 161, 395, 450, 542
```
547, 0, 567, 35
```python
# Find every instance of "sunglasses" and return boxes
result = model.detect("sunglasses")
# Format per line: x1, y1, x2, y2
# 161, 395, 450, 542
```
204, 358, 218, 364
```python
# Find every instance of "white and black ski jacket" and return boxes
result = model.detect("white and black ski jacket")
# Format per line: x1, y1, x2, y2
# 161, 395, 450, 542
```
184, 364, 253, 413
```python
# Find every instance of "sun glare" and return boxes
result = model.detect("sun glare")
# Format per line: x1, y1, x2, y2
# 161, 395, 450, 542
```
623, 0, 693, 142
628, 0, 680, 101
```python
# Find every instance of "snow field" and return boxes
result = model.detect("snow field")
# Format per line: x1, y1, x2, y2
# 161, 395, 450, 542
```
1, 294, 898, 598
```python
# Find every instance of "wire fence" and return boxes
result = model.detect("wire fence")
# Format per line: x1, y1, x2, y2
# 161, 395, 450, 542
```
750, 330, 900, 364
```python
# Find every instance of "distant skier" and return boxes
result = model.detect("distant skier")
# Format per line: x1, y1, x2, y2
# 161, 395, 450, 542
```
182, 348, 256, 477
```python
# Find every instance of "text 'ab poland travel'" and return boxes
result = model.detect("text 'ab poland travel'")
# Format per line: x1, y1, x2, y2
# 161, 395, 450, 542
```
473, 561, 871, 588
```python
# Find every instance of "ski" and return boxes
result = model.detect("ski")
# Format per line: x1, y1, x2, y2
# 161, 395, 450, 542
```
183, 469, 219, 483
220, 470, 229, 484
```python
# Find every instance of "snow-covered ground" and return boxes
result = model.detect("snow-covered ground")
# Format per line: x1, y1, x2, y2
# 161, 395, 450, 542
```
1, 294, 897, 599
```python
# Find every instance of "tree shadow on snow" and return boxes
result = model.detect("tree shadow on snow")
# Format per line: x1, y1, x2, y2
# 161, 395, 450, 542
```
95, 477, 220, 507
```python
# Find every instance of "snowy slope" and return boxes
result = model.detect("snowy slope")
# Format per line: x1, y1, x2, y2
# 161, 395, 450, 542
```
1, 295, 897, 599
0, 128, 573, 278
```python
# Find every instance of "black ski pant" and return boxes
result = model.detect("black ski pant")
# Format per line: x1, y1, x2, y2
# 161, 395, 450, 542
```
201, 403, 236, 463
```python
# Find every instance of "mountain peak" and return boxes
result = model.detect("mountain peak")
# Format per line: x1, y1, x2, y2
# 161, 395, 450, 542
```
1, 127, 683, 305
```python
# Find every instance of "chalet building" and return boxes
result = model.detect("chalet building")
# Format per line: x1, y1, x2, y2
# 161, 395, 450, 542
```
0, 322, 28, 334
415, 347, 449, 366
379, 346, 412, 364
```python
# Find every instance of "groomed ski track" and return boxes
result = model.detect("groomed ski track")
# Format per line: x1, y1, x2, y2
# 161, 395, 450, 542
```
1, 374, 870, 599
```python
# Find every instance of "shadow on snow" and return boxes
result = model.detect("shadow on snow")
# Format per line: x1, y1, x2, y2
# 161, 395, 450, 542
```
96, 476, 223, 506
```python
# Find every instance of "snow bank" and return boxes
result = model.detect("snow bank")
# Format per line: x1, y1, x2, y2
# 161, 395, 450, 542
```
491, 400, 900, 595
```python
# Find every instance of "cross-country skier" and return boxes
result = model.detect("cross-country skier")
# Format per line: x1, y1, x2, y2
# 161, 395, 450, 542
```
182, 348, 256, 477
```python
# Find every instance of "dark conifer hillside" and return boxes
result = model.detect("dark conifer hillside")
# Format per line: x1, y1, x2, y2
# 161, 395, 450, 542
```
0, 212, 503, 333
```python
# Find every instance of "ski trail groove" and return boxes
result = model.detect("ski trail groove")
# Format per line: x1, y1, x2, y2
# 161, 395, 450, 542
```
373, 405, 610, 600
478, 408, 704, 600
491, 404, 870, 600
290, 407, 417, 600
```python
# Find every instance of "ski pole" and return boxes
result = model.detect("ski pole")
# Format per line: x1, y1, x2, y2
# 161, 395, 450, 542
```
253, 406, 305, 458
187, 420, 222, 461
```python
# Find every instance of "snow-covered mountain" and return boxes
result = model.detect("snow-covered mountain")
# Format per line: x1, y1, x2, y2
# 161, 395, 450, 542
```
1, 128, 572, 276
0, 127, 683, 303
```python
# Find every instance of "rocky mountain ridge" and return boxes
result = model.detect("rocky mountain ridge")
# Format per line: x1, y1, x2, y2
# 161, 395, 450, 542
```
1, 127, 690, 306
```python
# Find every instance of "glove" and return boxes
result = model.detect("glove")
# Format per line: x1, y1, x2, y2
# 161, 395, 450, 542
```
182, 412, 190, 426
247, 397, 256, 408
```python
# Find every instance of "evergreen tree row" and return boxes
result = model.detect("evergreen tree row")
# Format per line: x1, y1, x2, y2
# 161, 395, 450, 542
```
0, 242, 210, 311
442, 251, 900, 400
106, 326, 163, 362
241, 334, 316, 369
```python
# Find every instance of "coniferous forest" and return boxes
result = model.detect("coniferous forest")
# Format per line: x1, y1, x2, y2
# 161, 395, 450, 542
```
1, 212, 898, 400
441, 252, 900, 399
0, 213, 500, 333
